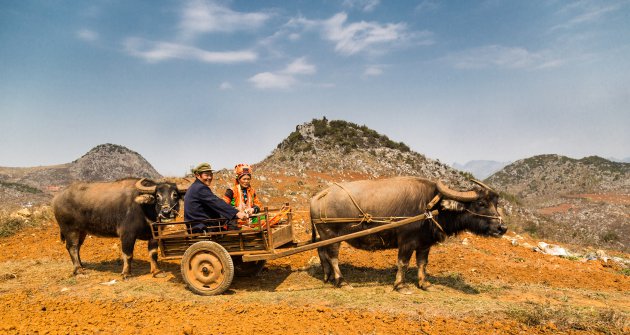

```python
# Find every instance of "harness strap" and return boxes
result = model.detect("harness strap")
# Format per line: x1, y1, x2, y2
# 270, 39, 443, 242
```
315, 187, 447, 235
425, 210, 446, 235
465, 209, 503, 222
333, 182, 373, 225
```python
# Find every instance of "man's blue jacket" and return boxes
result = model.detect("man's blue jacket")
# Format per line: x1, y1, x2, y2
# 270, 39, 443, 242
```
184, 178, 238, 226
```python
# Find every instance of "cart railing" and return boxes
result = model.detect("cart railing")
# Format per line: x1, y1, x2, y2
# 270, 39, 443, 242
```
150, 204, 295, 259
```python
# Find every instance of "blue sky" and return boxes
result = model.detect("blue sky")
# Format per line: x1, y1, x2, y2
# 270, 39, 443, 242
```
1, 0, 629, 176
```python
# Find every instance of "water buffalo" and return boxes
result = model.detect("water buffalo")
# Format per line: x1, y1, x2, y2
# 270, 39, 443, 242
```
52, 178, 188, 278
310, 176, 506, 294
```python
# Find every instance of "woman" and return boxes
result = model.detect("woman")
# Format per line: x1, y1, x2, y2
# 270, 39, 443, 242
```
223, 164, 263, 226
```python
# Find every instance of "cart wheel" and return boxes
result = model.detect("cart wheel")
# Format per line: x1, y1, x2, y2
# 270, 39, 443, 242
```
232, 256, 266, 277
181, 241, 234, 296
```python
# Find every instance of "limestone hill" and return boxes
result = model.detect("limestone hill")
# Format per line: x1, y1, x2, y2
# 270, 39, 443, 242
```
209, 118, 481, 210
487, 155, 630, 251
487, 154, 630, 200
256, 118, 469, 184
0, 144, 161, 208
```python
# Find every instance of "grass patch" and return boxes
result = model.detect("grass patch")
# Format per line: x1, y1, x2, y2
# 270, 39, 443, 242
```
506, 302, 629, 333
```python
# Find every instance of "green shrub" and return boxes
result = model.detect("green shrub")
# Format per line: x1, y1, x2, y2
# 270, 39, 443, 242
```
0, 181, 42, 194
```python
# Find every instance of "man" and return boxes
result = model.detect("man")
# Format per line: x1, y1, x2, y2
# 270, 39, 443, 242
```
184, 162, 248, 232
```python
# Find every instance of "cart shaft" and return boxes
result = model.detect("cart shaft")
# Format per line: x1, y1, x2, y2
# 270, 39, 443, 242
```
242, 210, 439, 262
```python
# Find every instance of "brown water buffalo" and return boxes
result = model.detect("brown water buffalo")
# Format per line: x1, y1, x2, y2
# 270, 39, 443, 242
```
52, 178, 188, 278
310, 176, 506, 294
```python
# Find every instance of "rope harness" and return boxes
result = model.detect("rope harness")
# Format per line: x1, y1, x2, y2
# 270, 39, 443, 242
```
465, 208, 503, 223
313, 182, 446, 235
157, 202, 180, 222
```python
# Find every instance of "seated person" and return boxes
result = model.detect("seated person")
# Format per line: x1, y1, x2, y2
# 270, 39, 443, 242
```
223, 164, 263, 227
184, 162, 248, 233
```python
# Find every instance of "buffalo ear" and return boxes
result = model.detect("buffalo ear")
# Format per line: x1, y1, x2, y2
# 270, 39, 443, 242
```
441, 199, 465, 211
135, 194, 155, 204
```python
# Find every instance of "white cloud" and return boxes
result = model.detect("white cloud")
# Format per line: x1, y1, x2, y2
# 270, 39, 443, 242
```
343, 0, 380, 12
248, 72, 295, 89
552, 1, 624, 31
249, 57, 316, 90
270, 12, 429, 57
445, 45, 564, 70
179, 0, 271, 39
363, 66, 383, 76
322, 13, 409, 55
219, 82, 233, 90
123, 38, 257, 63
282, 57, 316, 75
76, 29, 98, 42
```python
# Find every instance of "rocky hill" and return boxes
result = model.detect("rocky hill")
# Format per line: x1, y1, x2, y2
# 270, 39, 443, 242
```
0, 144, 161, 208
487, 154, 630, 251
487, 154, 630, 200
256, 118, 469, 183
213, 118, 478, 208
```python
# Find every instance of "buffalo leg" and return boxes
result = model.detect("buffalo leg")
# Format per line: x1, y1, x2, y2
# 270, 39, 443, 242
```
317, 246, 333, 283
328, 242, 350, 288
318, 243, 349, 288
148, 238, 162, 276
416, 246, 432, 290
77, 231, 87, 267
394, 244, 415, 294
63, 230, 83, 275
120, 234, 136, 279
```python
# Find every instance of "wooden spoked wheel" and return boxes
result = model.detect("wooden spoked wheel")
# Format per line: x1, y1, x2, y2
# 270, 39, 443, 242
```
181, 241, 234, 296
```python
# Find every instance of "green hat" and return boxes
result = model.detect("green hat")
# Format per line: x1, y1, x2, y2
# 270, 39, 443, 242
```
192, 162, 213, 174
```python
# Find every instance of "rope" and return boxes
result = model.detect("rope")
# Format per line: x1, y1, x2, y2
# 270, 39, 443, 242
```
314, 185, 448, 236
465, 209, 502, 222
333, 182, 372, 224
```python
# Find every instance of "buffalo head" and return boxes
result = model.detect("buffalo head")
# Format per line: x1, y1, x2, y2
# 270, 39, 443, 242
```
135, 178, 190, 221
437, 180, 507, 237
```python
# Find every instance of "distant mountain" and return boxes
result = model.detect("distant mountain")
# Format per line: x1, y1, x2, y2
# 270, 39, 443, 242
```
0, 144, 161, 207
487, 154, 630, 251
608, 156, 630, 163
487, 154, 630, 200
452, 160, 510, 179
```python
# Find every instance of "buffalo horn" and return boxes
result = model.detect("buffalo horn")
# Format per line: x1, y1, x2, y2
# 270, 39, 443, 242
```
176, 178, 194, 193
470, 179, 498, 194
135, 178, 156, 194
436, 180, 479, 202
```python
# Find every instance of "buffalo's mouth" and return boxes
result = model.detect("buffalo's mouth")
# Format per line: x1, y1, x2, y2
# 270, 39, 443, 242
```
489, 222, 508, 237
158, 206, 178, 221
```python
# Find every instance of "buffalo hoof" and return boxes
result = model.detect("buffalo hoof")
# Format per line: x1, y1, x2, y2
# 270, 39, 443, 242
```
395, 285, 414, 295
339, 282, 354, 290
333, 278, 351, 289
322, 273, 332, 283
420, 282, 433, 291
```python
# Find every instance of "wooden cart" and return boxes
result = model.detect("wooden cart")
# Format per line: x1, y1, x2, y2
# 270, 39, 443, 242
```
151, 204, 438, 295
